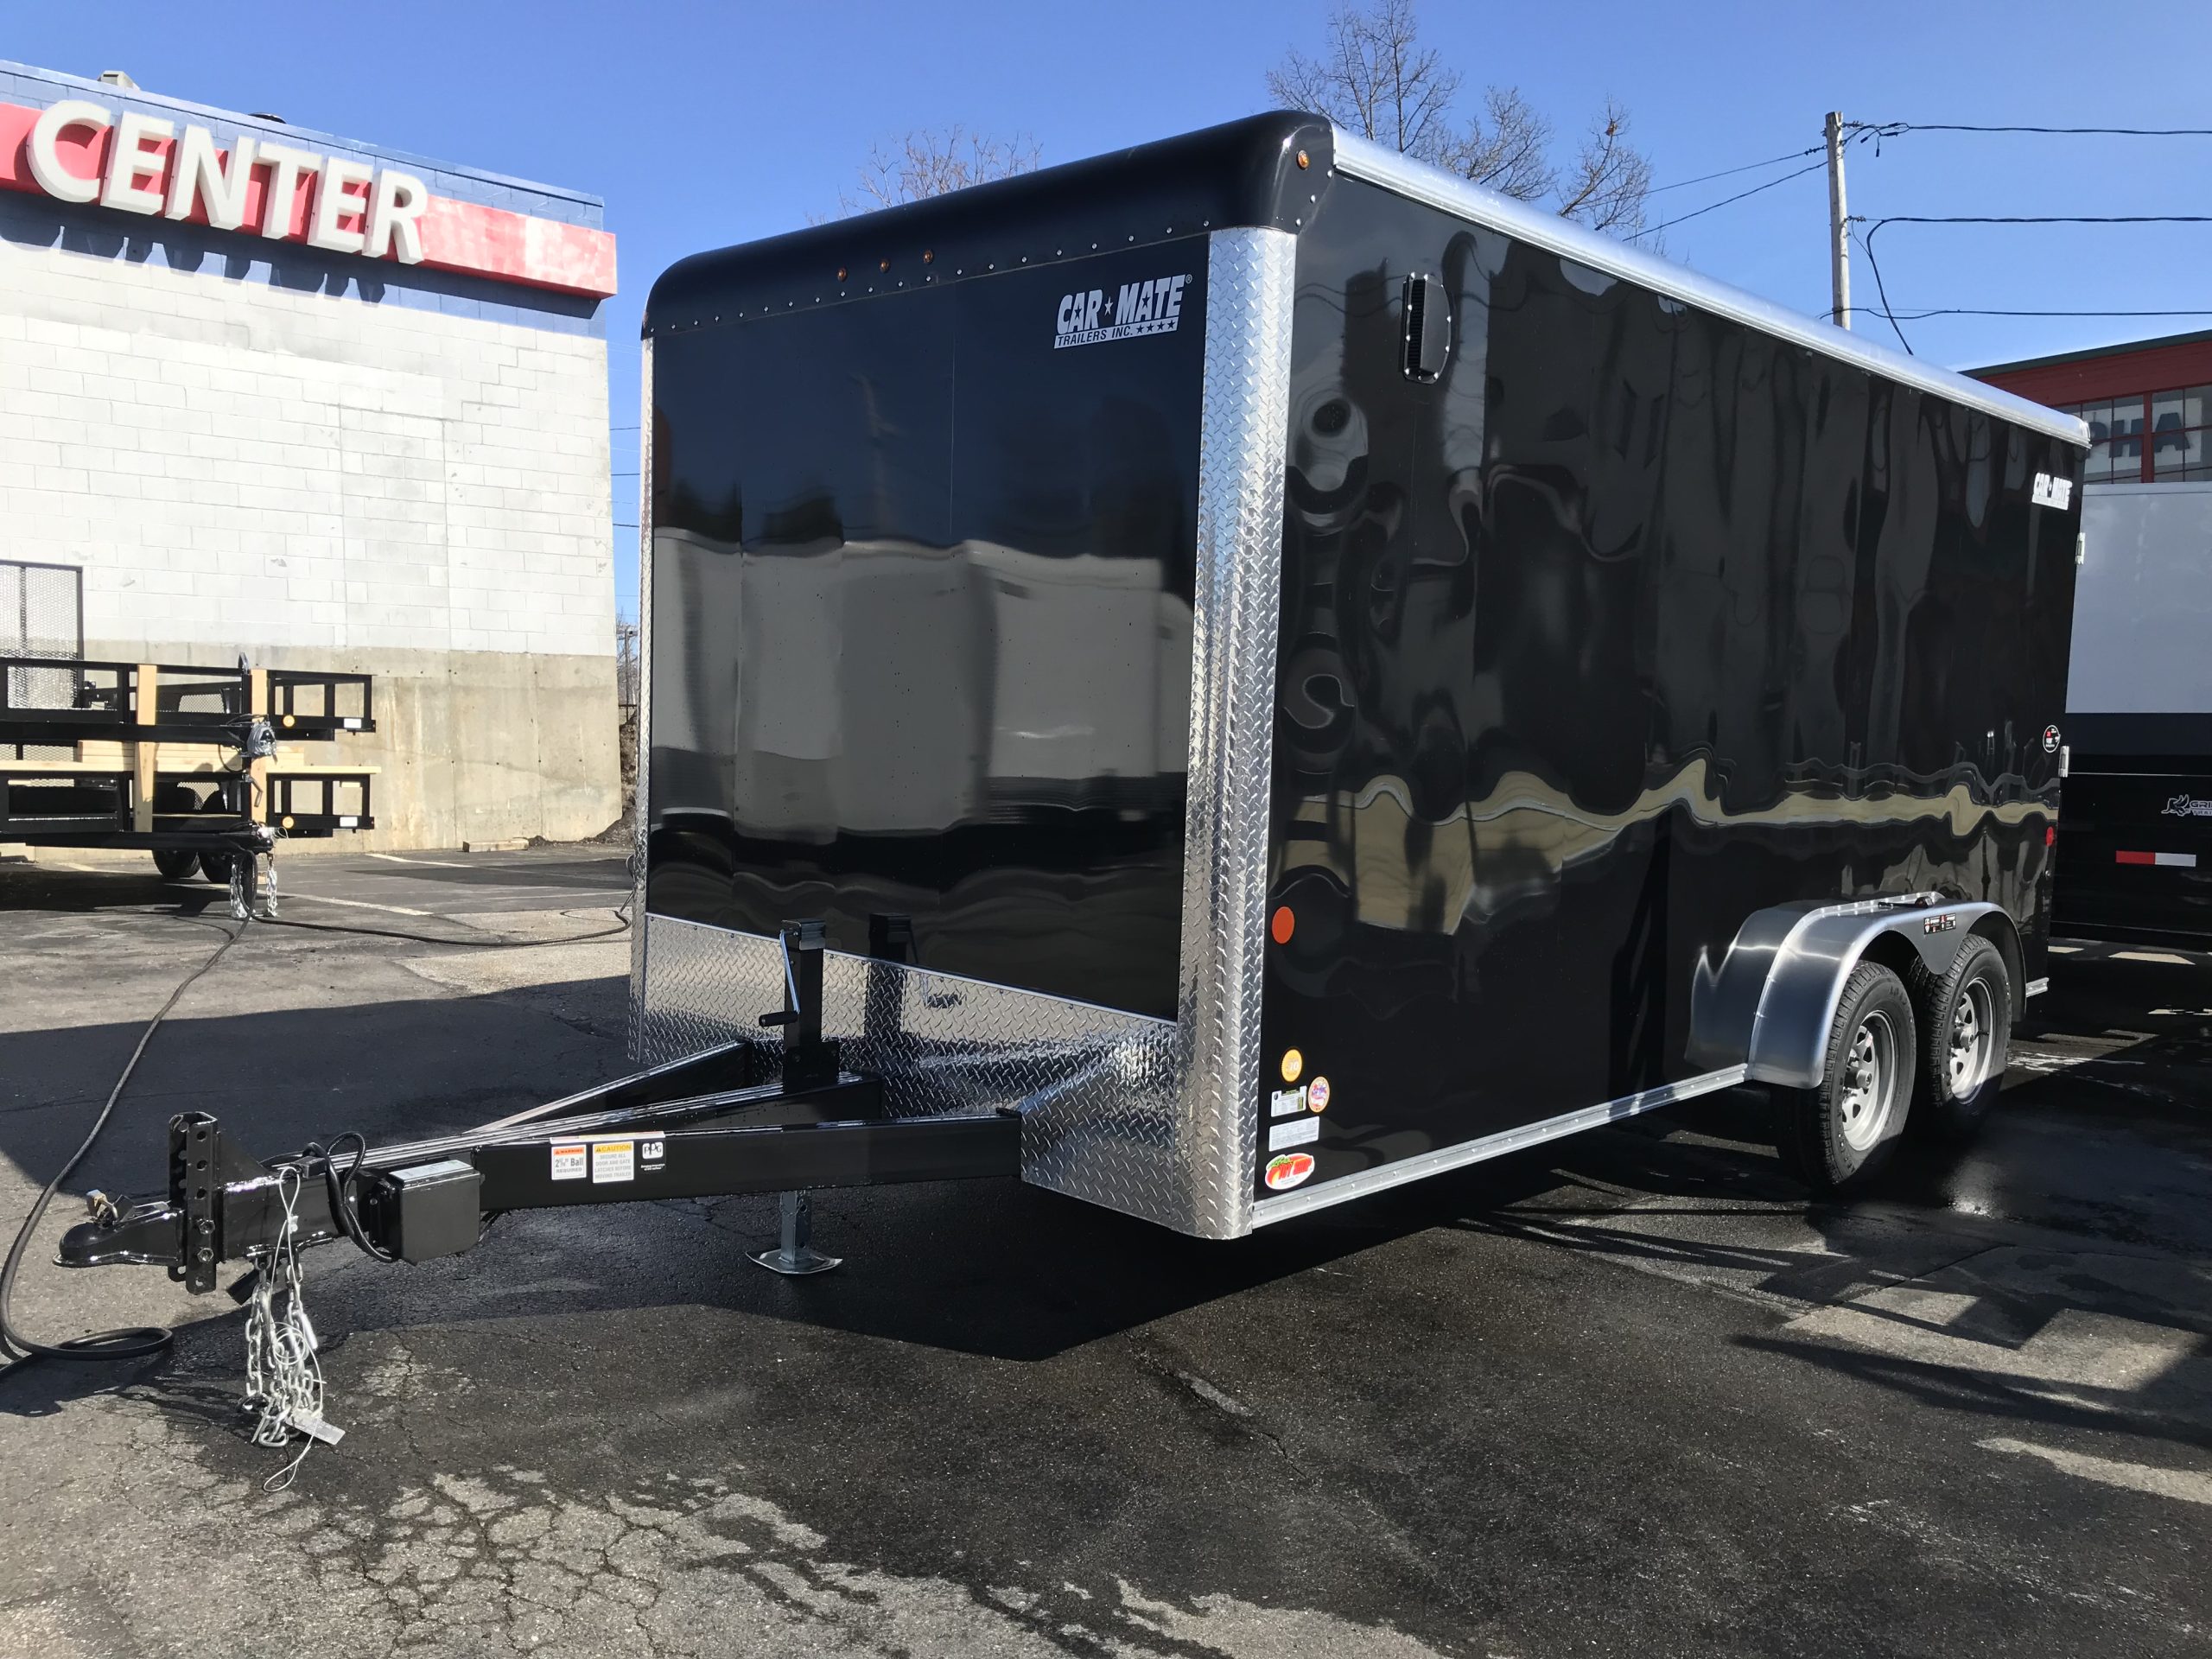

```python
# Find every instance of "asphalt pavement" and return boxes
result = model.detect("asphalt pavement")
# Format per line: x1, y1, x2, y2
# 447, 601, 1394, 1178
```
1, 846, 2206, 1658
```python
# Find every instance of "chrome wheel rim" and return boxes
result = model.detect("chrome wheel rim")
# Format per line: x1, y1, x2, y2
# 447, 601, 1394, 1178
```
1947, 976, 1998, 1099
1839, 1011, 1897, 1151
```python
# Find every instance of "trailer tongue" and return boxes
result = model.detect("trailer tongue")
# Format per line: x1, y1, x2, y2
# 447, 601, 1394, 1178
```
57, 922, 1020, 1288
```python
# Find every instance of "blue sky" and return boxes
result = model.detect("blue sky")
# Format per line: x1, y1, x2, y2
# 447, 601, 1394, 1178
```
16, 1, 2210, 618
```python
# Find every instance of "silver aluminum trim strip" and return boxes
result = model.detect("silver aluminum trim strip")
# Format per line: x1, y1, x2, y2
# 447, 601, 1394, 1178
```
626, 335, 653, 1060
1330, 130, 2089, 449
2024, 976, 2050, 997
1249, 1065, 1751, 1227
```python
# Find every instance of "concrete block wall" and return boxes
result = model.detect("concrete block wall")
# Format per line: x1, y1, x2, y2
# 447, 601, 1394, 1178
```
0, 62, 620, 850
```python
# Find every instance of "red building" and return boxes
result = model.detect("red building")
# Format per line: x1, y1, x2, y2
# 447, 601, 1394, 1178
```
1974, 330, 2212, 486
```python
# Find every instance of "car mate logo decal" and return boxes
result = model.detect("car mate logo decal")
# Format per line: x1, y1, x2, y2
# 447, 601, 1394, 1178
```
2031, 473, 2075, 510
1306, 1077, 1331, 1112
1265, 1152, 1316, 1192
1053, 272, 1193, 349
2164, 795, 2212, 818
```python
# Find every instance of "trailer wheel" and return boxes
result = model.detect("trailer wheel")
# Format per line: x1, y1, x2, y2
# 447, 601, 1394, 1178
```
1907, 935, 2012, 1145
150, 784, 199, 880
1772, 962, 1916, 1192
195, 791, 238, 884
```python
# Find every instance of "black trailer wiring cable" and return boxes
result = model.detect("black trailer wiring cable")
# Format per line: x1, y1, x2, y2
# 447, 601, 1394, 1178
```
302, 1132, 397, 1264
253, 902, 630, 950
0, 919, 245, 1380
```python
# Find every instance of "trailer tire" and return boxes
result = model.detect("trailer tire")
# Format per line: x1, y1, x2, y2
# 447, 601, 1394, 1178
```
1906, 934, 2012, 1145
1772, 962, 1916, 1192
195, 791, 238, 884
150, 785, 198, 880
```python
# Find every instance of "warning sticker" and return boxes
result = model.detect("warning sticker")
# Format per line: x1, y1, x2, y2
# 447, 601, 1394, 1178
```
550, 1143, 588, 1181
1268, 1116, 1320, 1152
591, 1140, 636, 1184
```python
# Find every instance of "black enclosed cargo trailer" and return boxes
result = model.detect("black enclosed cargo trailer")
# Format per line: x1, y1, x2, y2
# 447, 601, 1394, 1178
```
2041, 482, 2212, 948
632, 112, 2088, 1229
58, 113, 2088, 1297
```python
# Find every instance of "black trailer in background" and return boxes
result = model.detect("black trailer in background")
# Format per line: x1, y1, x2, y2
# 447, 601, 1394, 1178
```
2046, 482, 2212, 948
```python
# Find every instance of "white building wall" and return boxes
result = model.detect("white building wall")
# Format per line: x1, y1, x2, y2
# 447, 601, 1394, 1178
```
0, 242, 612, 663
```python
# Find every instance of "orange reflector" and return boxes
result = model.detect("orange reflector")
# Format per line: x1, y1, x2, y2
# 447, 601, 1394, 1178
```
1270, 906, 1294, 944
2046, 825, 2056, 846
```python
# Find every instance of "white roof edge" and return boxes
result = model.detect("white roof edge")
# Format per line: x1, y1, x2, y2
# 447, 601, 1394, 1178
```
1331, 130, 2090, 450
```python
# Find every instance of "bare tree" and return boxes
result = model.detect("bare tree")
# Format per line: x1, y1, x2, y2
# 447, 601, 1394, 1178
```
839, 126, 1042, 215
1268, 0, 1651, 237
1552, 98, 1653, 236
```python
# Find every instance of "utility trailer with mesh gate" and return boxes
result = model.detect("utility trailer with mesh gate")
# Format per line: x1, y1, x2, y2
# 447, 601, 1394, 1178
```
60, 113, 2086, 1304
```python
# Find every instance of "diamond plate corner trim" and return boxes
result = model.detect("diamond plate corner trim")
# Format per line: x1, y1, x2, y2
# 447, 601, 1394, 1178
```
626, 335, 654, 1064
1162, 224, 1298, 1239
634, 911, 1179, 1135
1022, 226, 1297, 1237
632, 227, 1297, 1240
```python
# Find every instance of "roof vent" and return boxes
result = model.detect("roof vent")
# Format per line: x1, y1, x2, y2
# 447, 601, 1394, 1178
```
97, 70, 139, 89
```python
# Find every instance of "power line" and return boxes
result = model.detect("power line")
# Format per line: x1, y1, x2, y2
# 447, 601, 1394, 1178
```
1858, 215, 2212, 354
1850, 120, 2212, 139
1643, 158, 1828, 238
1647, 144, 1821, 196
1869, 214, 2212, 229
1847, 306, 2212, 321
1853, 224, 1913, 354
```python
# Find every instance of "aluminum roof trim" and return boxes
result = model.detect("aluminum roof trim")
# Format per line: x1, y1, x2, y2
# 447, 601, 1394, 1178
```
1332, 130, 2089, 449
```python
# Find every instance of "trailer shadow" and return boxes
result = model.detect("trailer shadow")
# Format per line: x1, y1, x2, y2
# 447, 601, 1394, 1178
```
1435, 950, 2212, 1454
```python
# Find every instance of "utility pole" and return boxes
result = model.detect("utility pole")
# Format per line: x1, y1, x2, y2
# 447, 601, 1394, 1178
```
1825, 111, 1850, 330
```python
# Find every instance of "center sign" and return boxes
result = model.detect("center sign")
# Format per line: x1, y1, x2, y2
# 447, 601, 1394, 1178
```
1, 97, 615, 299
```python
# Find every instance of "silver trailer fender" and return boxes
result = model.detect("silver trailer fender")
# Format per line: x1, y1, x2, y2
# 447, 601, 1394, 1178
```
1689, 894, 2024, 1090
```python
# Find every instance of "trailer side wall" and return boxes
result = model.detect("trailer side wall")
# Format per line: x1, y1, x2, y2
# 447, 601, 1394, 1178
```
1253, 177, 2082, 1211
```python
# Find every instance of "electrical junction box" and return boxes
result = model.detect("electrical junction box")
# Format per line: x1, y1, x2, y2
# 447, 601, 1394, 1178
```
373, 1159, 483, 1262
